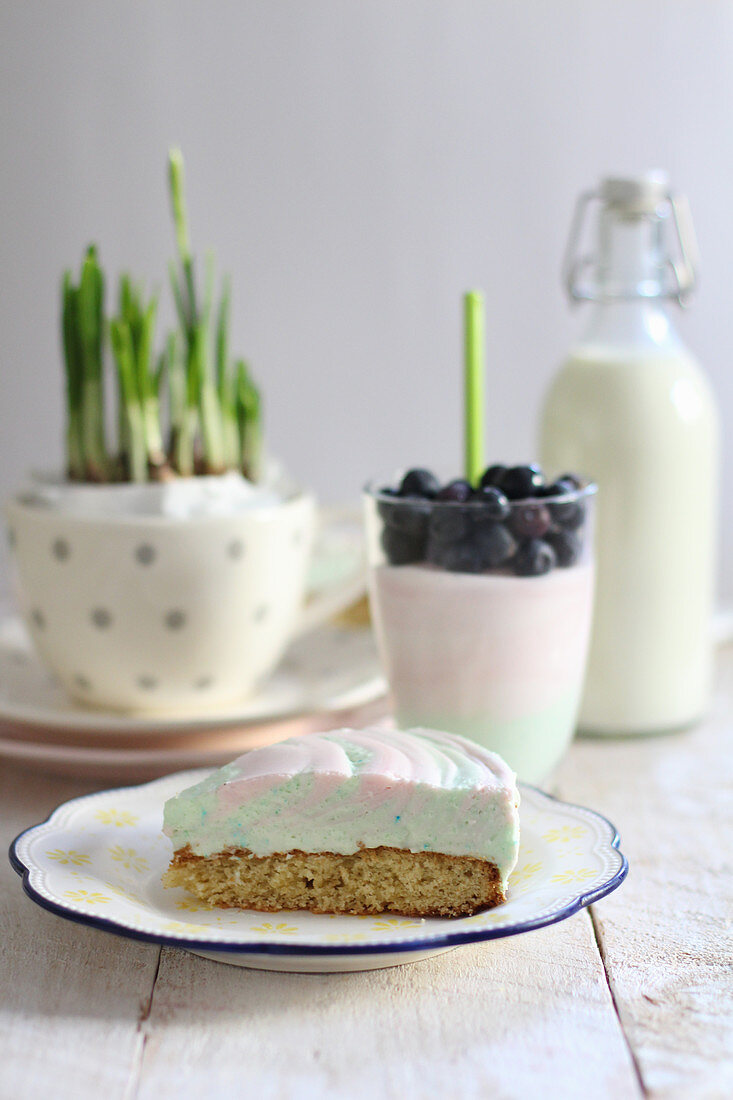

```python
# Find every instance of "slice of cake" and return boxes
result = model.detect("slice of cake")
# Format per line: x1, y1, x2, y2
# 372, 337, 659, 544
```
162, 726, 520, 918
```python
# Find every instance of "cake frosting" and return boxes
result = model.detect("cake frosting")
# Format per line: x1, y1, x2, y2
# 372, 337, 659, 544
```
163, 726, 520, 889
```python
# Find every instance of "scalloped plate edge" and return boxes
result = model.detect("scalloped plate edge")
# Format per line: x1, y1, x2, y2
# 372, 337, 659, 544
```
9, 776, 628, 960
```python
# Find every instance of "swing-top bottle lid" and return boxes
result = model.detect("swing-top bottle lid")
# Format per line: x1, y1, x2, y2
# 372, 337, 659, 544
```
564, 171, 699, 304
598, 172, 670, 216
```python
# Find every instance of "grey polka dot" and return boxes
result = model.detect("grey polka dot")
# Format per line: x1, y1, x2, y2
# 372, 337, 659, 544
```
7, 528, 16, 550
137, 675, 158, 691
194, 675, 214, 690
12, 651, 28, 665
254, 604, 269, 623
227, 539, 245, 560
73, 673, 91, 691
52, 538, 70, 561
164, 609, 187, 631
292, 529, 304, 547
91, 608, 112, 629
31, 608, 45, 630
135, 543, 156, 566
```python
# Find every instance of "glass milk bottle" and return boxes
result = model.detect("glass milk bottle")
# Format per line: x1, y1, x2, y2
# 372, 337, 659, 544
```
540, 174, 719, 735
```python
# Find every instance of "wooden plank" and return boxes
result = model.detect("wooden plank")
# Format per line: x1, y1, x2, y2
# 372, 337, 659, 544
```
554, 646, 733, 1098
131, 911, 639, 1100
0, 763, 160, 1100
3, 650, 730, 1098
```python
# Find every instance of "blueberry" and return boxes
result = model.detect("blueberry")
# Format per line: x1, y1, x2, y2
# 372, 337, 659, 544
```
479, 464, 507, 490
381, 525, 426, 565
473, 485, 510, 522
559, 472, 582, 489
428, 506, 471, 544
513, 538, 556, 576
474, 523, 516, 568
435, 479, 473, 503
546, 529, 581, 567
399, 468, 441, 499
508, 502, 551, 540
376, 489, 399, 524
426, 535, 484, 573
499, 464, 545, 500
538, 478, 576, 498
378, 496, 431, 538
548, 498, 585, 530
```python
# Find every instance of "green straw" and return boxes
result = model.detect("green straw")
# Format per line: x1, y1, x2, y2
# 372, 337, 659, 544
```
463, 290, 485, 484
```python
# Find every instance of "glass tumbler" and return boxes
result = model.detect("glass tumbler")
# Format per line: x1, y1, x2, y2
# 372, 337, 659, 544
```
364, 479, 597, 785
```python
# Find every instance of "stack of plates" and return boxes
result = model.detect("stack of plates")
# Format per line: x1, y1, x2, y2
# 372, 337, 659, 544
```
0, 612, 388, 781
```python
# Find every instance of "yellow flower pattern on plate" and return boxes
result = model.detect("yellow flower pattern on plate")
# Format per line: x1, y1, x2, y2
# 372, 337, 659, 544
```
104, 881, 144, 905
372, 918, 423, 932
543, 825, 587, 844
550, 868, 596, 885
63, 889, 110, 905
509, 861, 543, 886
462, 909, 511, 925
108, 845, 148, 873
94, 809, 138, 827
250, 922, 298, 935
46, 849, 91, 866
162, 920, 213, 935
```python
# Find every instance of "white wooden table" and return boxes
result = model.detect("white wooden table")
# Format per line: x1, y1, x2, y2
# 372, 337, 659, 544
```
1, 650, 731, 1099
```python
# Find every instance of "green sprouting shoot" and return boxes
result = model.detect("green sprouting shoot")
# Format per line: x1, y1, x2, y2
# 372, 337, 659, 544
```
215, 277, 240, 468
236, 359, 262, 481
164, 331, 184, 443
58, 151, 263, 484
61, 247, 110, 481
61, 272, 84, 480
110, 278, 168, 479
165, 330, 196, 477
110, 319, 147, 482
202, 251, 216, 329
76, 246, 109, 480
215, 275, 230, 395
193, 320, 225, 472
139, 296, 166, 471
166, 149, 226, 473
168, 147, 196, 327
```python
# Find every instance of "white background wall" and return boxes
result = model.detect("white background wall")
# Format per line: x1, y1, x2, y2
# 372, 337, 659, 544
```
1, 0, 731, 598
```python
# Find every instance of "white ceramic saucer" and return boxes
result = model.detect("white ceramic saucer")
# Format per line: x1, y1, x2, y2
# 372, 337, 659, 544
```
0, 695, 391, 781
0, 614, 388, 778
0, 614, 383, 737
10, 772, 628, 972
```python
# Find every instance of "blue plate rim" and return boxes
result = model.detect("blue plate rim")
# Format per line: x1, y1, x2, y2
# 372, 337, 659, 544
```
8, 774, 629, 958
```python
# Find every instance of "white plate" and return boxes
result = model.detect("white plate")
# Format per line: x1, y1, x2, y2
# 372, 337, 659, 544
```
0, 615, 384, 738
10, 772, 627, 972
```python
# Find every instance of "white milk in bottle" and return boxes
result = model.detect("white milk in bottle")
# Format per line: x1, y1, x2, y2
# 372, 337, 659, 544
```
540, 174, 719, 734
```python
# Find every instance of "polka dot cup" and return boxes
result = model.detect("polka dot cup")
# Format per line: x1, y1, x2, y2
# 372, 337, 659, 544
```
5, 489, 336, 713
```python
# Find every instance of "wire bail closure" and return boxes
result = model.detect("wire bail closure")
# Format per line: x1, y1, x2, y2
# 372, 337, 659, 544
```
562, 182, 699, 307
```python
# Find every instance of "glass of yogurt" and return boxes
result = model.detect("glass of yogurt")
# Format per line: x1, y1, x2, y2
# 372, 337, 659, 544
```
364, 467, 597, 785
